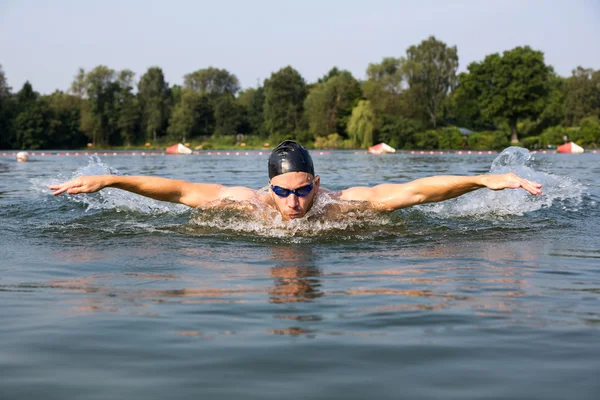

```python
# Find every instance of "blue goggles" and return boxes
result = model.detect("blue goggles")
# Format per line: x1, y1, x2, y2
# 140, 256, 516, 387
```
270, 183, 314, 198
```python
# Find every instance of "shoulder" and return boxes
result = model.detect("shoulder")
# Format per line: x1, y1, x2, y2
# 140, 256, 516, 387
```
220, 186, 262, 202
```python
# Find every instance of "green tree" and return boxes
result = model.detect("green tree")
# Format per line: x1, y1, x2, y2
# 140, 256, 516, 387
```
376, 115, 420, 149
168, 89, 200, 143
237, 87, 266, 137
115, 70, 140, 146
0, 64, 16, 149
458, 46, 552, 143
404, 36, 458, 128
263, 66, 307, 142
562, 67, 600, 126
14, 82, 50, 149
572, 116, 600, 147
44, 91, 86, 149
184, 67, 240, 96
317, 67, 344, 84
304, 71, 361, 139
347, 100, 376, 148
168, 91, 215, 142
138, 67, 170, 142
70, 67, 141, 147
213, 94, 247, 136
535, 72, 566, 133
366, 57, 404, 94
82, 66, 118, 146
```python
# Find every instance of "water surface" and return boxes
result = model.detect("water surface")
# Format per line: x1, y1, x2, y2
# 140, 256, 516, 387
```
1, 148, 599, 399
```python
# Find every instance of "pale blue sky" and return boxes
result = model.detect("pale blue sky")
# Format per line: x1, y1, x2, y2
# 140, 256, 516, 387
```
1, 0, 599, 94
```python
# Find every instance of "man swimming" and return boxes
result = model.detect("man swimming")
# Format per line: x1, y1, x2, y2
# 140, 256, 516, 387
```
50, 140, 542, 220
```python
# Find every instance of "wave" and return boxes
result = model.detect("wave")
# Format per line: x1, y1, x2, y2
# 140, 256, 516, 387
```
424, 147, 586, 219
35, 149, 589, 239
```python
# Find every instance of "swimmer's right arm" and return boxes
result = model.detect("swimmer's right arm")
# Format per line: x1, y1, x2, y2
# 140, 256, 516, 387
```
49, 175, 255, 207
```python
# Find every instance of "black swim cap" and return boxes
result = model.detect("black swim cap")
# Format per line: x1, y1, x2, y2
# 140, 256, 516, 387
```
268, 140, 315, 179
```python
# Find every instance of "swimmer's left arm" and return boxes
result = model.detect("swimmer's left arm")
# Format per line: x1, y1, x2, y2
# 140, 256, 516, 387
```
340, 173, 542, 211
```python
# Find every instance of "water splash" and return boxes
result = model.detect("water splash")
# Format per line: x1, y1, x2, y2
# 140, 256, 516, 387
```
36, 149, 588, 238
425, 147, 585, 218
188, 192, 398, 239
36, 156, 188, 214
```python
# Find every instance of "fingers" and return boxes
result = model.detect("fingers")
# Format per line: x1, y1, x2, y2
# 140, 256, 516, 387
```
49, 180, 81, 196
51, 185, 69, 196
516, 177, 542, 195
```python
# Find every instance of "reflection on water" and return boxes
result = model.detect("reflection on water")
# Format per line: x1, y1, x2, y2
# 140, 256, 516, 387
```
268, 246, 322, 304
16, 236, 598, 339
3, 149, 600, 399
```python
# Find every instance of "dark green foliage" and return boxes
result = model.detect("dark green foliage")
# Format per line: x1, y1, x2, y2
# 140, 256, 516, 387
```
138, 67, 170, 142
404, 36, 459, 128
263, 66, 307, 143
457, 46, 552, 143
2, 41, 599, 151
305, 70, 361, 139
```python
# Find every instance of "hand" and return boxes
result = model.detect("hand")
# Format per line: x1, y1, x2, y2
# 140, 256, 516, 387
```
482, 173, 542, 195
50, 176, 107, 196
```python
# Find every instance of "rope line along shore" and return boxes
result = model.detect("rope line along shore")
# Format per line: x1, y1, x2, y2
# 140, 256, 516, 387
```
1, 149, 598, 158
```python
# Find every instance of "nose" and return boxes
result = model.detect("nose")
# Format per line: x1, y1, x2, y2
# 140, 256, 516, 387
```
286, 193, 300, 209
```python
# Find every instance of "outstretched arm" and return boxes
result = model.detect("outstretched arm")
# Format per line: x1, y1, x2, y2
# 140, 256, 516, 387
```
339, 173, 542, 211
49, 175, 255, 208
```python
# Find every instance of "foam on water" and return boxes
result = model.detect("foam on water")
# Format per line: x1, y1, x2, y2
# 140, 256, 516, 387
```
425, 147, 585, 218
35, 156, 188, 214
188, 192, 397, 239
37, 149, 587, 238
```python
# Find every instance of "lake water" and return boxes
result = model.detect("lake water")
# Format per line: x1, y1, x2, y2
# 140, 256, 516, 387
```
1, 148, 599, 399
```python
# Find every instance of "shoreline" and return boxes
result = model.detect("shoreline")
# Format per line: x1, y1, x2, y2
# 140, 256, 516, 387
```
2, 149, 599, 158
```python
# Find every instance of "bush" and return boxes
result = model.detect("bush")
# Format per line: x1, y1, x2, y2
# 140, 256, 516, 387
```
468, 131, 510, 150
573, 117, 600, 147
521, 136, 542, 150
377, 115, 421, 149
438, 128, 465, 150
314, 133, 344, 149
540, 126, 568, 147
413, 131, 439, 150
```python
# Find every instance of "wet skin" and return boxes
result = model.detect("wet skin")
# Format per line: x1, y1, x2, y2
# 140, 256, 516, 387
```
266, 172, 321, 221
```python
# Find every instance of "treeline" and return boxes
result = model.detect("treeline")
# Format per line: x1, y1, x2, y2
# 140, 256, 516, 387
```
1, 36, 599, 151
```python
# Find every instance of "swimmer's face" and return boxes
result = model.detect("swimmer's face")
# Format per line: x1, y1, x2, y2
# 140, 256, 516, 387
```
269, 172, 320, 221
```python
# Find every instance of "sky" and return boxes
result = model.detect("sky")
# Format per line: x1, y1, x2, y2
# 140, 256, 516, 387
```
1, 0, 599, 94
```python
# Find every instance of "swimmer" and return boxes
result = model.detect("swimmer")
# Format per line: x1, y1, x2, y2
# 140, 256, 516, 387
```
49, 140, 542, 220
16, 152, 29, 162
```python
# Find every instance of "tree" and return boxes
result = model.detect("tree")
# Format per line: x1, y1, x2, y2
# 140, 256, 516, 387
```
138, 67, 170, 142
263, 66, 307, 142
44, 91, 86, 149
167, 91, 215, 142
115, 70, 140, 146
184, 67, 240, 96
347, 100, 376, 148
0, 64, 16, 149
562, 67, 600, 126
14, 82, 50, 149
404, 36, 458, 128
237, 87, 266, 137
367, 57, 405, 94
213, 94, 246, 136
304, 71, 361, 139
168, 89, 200, 143
70, 67, 141, 147
458, 46, 552, 143
82, 66, 118, 146
318, 67, 344, 84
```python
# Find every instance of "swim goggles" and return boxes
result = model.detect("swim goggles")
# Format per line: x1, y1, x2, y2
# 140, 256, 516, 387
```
270, 183, 314, 198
